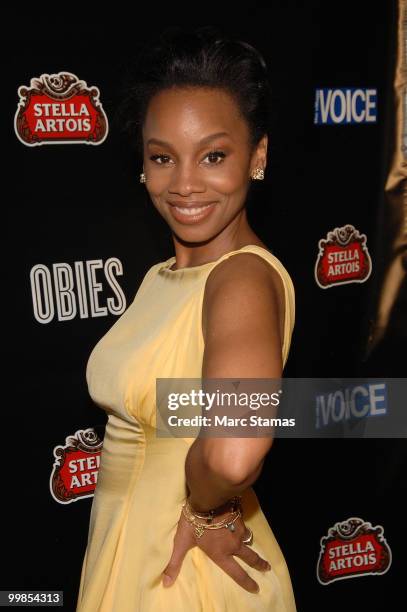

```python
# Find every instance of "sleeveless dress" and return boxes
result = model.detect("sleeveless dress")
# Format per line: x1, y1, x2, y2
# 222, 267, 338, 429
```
76, 244, 297, 612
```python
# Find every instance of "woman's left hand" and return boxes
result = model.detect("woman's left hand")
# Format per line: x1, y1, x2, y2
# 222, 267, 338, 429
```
162, 505, 269, 591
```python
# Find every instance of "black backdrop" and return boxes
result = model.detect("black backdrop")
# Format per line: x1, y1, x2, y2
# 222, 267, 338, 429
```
4, 3, 406, 611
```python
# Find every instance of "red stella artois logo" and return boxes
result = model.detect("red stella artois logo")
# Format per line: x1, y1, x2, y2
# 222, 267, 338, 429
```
315, 224, 372, 288
317, 517, 392, 585
14, 71, 109, 146
50, 428, 103, 504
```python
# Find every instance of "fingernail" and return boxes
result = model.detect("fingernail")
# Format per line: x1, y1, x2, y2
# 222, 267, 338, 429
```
252, 584, 260, 593
265, 562, 271, 571
162, 574, 172, 587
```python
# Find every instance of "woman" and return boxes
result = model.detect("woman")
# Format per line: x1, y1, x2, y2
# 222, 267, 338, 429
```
77, 26, 296, 611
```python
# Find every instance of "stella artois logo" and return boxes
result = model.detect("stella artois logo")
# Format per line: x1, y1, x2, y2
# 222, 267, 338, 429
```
315, 224, 372, 288
14, 71, 109, 146
317, 517, 392, 584
50, 428, 103, 504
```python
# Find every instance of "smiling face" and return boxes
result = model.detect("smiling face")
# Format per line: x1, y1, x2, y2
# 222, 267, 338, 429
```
141, 86, 267, 245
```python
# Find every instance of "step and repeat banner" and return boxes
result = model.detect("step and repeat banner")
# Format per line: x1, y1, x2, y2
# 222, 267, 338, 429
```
4, 2, 406, 610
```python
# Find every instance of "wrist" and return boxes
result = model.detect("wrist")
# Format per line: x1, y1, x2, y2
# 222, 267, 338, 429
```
187, 494, 242, 518
182, 495, 243, 537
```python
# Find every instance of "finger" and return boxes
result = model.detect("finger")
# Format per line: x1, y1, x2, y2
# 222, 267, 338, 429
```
214, 554, 260, 594
162, 547, 187, 586
162, 529, 191, 587
234, 543, 271, 572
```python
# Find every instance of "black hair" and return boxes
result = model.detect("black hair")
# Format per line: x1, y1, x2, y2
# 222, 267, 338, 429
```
115, 26, 272, 157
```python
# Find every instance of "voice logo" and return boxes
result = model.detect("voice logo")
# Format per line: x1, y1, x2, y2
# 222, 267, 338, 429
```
15, 71, 109, 146
314, 88, 377, 124
315, 224, 372, 288
50, 428, 103, 504
315, 382, 387, 429
317, 517, 392, 584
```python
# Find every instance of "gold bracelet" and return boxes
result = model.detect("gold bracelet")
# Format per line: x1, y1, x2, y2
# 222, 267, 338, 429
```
183, 499, 241, 526
182, 499, 242, 538
182, 506, 242, 538
187, 496, 242, 523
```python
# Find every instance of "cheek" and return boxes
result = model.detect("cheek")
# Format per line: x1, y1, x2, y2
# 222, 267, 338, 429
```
145, 172, 169, 197
207, 167, 249, 195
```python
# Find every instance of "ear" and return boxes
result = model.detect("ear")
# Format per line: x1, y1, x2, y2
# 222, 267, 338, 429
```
249, 134, 268, 175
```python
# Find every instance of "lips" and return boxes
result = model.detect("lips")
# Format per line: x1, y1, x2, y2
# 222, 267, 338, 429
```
167, 201, 217, 223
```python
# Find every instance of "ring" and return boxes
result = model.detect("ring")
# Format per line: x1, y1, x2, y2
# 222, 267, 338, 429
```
242, 527, 253, 546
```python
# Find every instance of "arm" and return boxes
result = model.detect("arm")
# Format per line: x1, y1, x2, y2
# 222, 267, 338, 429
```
185, 252, 285, 511
162, 253, 284, 591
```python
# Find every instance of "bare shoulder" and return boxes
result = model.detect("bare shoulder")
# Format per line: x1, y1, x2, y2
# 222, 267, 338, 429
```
203, 251, 285, 337
201, 251, 286, 378
205, 251, 284, 300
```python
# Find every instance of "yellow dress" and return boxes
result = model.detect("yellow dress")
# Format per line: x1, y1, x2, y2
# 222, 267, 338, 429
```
76, 244, 297, 612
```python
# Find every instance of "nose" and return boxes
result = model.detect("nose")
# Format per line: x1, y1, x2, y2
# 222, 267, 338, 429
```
167, 161, 205, 196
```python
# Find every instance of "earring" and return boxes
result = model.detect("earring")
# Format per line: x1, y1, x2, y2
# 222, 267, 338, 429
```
140, 172, 146, 183
251, 167, 265, 180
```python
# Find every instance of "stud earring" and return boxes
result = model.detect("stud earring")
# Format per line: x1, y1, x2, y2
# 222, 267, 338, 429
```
140, 172, 146, 183
251, 167, 265, 180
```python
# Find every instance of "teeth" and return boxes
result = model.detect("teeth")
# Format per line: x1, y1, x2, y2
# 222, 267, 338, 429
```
174, 204, 212, 215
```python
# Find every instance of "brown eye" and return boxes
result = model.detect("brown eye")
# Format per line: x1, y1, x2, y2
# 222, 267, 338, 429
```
150, 154, 172, 165
204, 151, 226, 165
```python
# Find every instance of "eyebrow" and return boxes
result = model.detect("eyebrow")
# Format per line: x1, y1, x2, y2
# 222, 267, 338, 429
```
147, 131, 231, 148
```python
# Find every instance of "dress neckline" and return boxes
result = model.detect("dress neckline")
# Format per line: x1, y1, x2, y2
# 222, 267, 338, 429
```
158, 244, 274, 274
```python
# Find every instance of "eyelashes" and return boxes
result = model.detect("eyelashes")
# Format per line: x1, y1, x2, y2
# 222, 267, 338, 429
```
205, 151, 226, 165
149, 150, 226, 166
